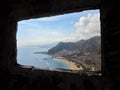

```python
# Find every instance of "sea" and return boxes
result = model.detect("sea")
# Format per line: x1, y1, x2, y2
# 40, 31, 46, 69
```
17, 46, 70, 70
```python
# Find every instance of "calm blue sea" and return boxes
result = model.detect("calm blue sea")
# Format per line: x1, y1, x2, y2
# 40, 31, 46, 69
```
17, 46, 70, 70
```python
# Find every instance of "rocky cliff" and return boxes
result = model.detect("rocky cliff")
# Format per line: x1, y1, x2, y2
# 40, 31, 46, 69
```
47, 36, 101, 71
48, 36, 101, 56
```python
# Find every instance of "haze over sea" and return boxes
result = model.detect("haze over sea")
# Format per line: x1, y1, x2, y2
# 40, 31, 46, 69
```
17, 46, 70, 70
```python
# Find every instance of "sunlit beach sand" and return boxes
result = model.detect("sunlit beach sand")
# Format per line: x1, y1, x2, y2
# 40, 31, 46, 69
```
55, 58, 83, 70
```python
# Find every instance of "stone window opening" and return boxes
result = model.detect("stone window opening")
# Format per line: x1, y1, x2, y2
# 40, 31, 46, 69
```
16, 9, 101, 76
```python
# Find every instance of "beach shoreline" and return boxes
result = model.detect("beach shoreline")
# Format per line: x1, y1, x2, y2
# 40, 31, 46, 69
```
54, 57, 83, 70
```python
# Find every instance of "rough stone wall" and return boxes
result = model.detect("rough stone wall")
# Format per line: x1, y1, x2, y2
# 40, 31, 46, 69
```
100, 0, 120, 90
6, 68, 102, 90
101, 0, 120, 78
11, 0, 100, 21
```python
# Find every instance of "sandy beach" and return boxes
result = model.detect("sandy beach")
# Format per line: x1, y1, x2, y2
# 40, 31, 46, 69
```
55, 58, 83, 70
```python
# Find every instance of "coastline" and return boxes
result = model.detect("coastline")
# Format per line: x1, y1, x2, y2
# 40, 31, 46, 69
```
55, 57, 83, 70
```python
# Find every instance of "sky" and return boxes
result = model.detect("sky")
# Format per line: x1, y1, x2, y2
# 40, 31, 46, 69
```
17, 9, 100, 47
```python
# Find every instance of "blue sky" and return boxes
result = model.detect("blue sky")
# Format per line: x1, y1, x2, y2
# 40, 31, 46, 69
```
17, 9, 100, 47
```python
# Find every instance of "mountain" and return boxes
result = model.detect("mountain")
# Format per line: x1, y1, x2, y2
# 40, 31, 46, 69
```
47, 36, 101, 71
47, 36, 101, 55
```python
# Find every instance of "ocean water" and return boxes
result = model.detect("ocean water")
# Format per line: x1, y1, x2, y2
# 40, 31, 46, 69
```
17, 46, 70, 70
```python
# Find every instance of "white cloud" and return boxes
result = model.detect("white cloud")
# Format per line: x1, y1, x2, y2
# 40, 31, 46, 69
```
64, 13, 100, 41
17, 12, 100, 47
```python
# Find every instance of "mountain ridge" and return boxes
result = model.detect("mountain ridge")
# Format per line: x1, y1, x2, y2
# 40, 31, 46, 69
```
47, 36, 101, 71
47, 36, 101, 55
